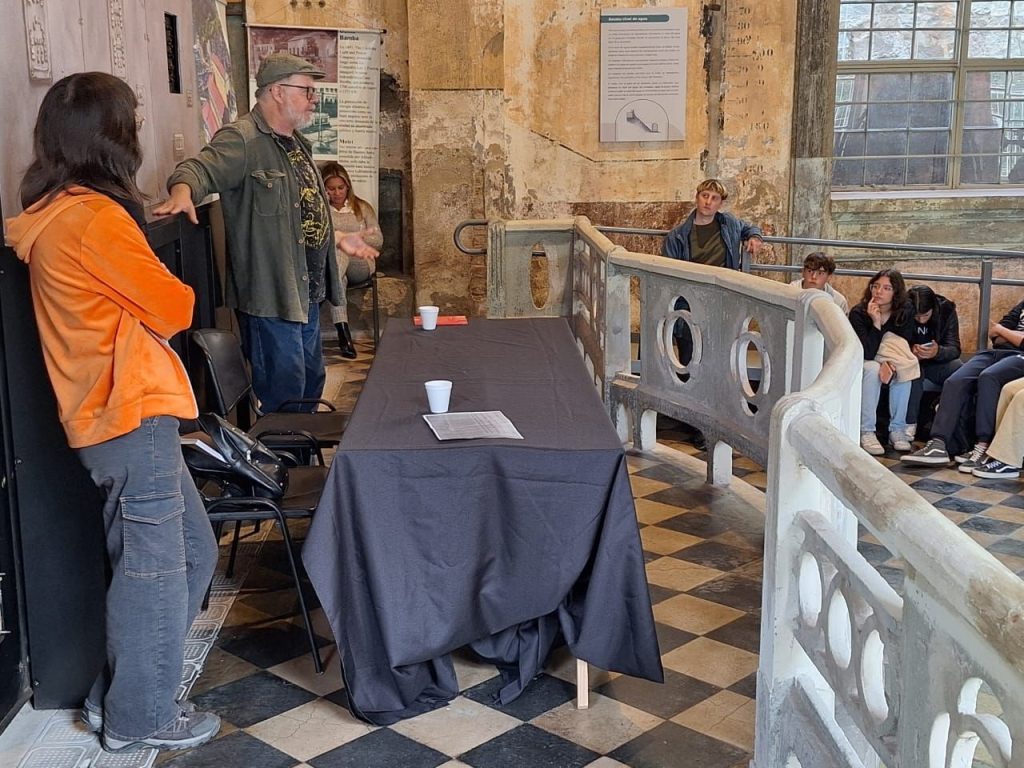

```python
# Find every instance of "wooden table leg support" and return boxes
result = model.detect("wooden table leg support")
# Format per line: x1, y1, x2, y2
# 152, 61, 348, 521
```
575, 658, 590, 709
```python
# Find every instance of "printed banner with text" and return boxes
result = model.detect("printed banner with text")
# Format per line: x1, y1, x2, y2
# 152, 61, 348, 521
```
247, 24, 381, 209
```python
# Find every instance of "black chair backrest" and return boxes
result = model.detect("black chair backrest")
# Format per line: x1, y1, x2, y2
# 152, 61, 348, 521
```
191, 329, 253, 416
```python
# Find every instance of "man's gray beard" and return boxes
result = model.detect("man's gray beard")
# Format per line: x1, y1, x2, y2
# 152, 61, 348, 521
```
284, 103, 313, 130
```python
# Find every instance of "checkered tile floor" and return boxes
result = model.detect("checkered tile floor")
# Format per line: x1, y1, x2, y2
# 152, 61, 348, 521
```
7, 336, 1024, 768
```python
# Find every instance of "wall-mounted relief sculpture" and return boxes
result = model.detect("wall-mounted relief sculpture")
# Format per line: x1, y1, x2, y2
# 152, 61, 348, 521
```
109, 0, 127, 78
23, 0, 52, 82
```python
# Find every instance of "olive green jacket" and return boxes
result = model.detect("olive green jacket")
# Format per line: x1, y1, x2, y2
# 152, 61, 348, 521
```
167, 104, 340, 322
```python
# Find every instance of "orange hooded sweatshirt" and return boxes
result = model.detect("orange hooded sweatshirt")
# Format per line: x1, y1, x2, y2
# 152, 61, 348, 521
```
5, 188, 197, 448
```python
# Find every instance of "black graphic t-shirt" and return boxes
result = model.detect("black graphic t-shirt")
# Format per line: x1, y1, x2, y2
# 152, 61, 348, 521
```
913, 322, 936, 347
275, 134, 331, 304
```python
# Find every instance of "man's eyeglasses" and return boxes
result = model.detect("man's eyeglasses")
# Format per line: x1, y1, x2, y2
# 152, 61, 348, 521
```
276, 83, 317, 101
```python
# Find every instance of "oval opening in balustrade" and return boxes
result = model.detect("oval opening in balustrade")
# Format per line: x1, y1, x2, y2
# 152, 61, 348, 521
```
732, 316, 770, 416
530, 243, 550, 310
826, 589, 853, 670
861, 629, 889, 723
665, 294, 701, 384
797, 553, 822, 628
959, 678, 1011, 768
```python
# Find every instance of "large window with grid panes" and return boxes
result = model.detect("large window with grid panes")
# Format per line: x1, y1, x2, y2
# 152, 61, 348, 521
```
834, 1, 1024, 188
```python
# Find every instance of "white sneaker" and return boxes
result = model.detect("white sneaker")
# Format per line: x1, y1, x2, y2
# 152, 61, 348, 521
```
861, 432, 885, 456
906, 424, 917, 440
890, 432, 912, 452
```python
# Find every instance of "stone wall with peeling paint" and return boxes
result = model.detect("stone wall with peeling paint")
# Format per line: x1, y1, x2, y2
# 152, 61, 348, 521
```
410, 0, 797, 313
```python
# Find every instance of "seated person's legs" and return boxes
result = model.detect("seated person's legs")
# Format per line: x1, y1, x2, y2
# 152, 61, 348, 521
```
860, 360, 885, 455
973, 355, 1024, 446
903, 350, 1008, 464
907, 358, 963, 437
887, 378, 913, 451
975, 379, 1024, 477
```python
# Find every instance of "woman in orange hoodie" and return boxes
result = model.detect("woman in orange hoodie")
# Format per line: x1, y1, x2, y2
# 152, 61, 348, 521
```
5, 73, 220, 753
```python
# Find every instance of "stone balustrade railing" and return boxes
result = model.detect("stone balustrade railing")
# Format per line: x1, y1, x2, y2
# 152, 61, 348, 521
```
481, 215, 1024, 768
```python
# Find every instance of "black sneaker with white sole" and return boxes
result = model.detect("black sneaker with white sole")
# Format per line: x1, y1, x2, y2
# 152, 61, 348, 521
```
902, 437, 951, 465
971, 458, 1021, 479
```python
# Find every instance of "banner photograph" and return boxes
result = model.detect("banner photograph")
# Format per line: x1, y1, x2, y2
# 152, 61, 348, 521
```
247, 24, 381, 209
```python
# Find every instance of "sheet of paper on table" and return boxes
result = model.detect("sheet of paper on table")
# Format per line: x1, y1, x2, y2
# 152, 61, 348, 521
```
422, 411, 524, 441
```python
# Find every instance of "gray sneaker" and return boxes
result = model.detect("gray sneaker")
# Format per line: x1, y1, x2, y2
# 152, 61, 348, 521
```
103, 708, 220, 753
957, 443, 989, 473
82, 699, 196, 734
902, 437, 950, 465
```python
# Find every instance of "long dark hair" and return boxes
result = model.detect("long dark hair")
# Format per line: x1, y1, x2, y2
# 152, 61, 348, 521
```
858, 268, 909, 323
908, 285, 937, 317
20, 72, 143, 209
318, 161, 369, 221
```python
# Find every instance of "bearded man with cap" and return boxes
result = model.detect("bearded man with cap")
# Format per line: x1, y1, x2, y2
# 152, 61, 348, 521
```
156, 53, 377, 412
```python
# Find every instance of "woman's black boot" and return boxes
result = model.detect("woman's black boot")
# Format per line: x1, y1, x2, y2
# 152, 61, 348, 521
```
336, 322, 357, 359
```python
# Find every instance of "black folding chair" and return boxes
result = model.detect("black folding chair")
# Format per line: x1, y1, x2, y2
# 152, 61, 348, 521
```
183, 426, 328, 674
191, 328, 348, 458
347, 271, 380, 347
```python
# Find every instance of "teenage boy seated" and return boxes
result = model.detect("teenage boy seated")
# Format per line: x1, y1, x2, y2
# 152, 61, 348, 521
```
790, 251, 848, 313
662, 178, 764, 269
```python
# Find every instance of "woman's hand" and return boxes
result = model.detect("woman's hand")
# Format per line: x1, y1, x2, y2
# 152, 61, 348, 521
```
866, 299, 883, 329
913, 341, 938, 360
878, 360, 896, 384
336, 230, 379, 261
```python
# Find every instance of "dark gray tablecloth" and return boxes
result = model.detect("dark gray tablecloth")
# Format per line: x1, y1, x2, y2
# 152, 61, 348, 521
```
302, 317, 662, 724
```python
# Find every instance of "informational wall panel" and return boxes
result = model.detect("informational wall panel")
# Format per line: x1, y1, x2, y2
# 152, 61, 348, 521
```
599, 8, 686, 143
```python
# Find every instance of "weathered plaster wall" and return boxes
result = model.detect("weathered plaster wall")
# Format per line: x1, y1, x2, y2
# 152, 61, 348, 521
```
1, 0, 203, 214
409, 0, 797, 313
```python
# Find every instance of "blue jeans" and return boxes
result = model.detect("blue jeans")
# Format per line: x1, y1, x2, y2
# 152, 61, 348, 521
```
76, 416, 217, 740
861, 360, 911, 434
238, 302, 325, 413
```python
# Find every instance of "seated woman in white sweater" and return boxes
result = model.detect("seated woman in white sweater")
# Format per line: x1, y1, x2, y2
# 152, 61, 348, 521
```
319, 161, 384, 359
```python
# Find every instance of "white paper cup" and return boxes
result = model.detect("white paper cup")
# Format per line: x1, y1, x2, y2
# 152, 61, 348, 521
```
419, 305, 440, 331
424, 380, 452, 413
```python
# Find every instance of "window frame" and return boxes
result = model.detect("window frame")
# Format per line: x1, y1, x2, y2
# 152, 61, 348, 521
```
834, 0, 1024, 189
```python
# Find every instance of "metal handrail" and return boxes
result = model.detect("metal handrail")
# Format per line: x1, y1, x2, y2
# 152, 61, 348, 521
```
454, 218, 1024, 350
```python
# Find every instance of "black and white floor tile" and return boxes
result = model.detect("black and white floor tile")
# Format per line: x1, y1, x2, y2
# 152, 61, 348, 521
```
5, 338, 1022, 768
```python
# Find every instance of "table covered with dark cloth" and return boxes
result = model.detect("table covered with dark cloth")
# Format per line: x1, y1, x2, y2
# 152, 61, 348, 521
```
302, 317, 662, 724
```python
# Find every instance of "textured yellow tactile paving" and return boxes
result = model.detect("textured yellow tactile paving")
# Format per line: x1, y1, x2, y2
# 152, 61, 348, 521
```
245, 699, 376, 762
635, 498, 691, 525
673, 690, 756, 751
661, 637, 759, 688
639, 525, 704, 555
653, 593, 745, 635
646, 556, 724, 592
